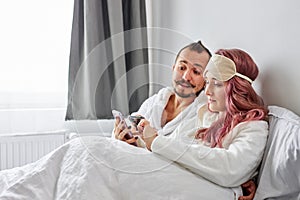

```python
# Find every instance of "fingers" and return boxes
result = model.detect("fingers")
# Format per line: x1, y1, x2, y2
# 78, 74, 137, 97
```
114, 116, 121, 129
114, 119, 126, 140
129, 124, 137, 132
238, 193, 254, 200
244, 180, 256, 193
124, 136, 138, 145
139, 119, 150, 126
117, 129, 139, 147
116, 127, 130, 141
239, 180, 256, 200
241, 180, 251, 187
129, 115, 145, 125
137, 119, 150, 133
131, 130, 142, 137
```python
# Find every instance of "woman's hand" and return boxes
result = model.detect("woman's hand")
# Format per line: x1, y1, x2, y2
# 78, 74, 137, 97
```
238, 180, 256, 200
138, 119, 158, 151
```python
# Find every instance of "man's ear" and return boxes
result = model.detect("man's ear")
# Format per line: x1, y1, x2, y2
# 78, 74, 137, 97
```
172, 65, 175, 70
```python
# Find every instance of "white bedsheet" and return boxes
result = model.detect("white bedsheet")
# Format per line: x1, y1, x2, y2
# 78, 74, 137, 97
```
0, 136, 242, 200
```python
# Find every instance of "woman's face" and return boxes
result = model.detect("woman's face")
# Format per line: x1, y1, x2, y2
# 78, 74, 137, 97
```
204, 71, 226, 113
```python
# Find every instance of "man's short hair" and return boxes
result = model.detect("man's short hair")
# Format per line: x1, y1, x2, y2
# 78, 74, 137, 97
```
175, 40, 212, 62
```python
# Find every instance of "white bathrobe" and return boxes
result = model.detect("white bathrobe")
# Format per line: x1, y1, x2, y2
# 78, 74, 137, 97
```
132, 87, 208, 136
151, 105, 269, 187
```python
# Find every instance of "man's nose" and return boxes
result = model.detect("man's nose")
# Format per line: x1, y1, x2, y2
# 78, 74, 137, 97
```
182, 69, 192, 81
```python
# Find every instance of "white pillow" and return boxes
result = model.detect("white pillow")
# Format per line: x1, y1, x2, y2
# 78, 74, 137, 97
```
255, 106, 300, 200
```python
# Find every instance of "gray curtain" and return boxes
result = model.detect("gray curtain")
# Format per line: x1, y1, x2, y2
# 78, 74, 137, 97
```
66, 0, 149, 120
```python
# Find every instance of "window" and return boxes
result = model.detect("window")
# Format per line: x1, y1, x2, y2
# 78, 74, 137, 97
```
0, 0, 73, 110
0, 1, 73, 134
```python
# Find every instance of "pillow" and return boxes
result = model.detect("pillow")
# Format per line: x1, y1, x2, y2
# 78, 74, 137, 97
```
254, 106, 300, 200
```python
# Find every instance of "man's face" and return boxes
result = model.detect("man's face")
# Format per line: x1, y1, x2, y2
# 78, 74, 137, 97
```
172, 48, 210, 98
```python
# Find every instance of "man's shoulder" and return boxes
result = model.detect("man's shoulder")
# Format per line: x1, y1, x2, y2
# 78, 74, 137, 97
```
140, 87, 173, 106
156, 87, 173, 94
151, 87, 173, 100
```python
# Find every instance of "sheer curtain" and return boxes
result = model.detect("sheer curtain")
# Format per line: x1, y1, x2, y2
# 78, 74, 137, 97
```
66, 0, 149, 120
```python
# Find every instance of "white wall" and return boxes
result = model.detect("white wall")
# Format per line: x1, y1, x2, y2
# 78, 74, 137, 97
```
149, 0, 300, 116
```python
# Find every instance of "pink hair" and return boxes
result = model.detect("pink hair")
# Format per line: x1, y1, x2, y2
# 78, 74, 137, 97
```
196, 49, 269, 147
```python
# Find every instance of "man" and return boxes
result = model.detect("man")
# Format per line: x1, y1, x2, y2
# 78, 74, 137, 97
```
114, 41, 256, 200
115, 41, 210, 138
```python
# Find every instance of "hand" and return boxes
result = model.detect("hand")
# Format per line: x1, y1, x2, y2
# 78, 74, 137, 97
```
238, 180, 256, 200
114, 116, 125, 140
138, 119, 157, 151
114, 117, 139, 146
129, 115, 145, 128
136, 119, 150, 133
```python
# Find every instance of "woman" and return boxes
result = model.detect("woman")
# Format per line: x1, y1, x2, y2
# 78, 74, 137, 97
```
140, 48, 269, 188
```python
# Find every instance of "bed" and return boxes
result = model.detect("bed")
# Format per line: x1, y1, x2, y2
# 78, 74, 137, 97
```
0, 106, 299, 199
0, 136, 242, 199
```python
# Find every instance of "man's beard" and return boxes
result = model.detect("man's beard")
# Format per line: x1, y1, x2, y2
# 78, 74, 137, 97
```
174, 79, 197, 98
174, 89, 196, 98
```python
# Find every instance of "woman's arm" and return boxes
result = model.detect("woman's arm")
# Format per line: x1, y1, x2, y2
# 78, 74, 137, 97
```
150, 120, 268, 187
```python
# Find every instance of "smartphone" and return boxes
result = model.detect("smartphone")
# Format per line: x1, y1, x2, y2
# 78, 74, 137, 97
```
112, 110, 137, 146
128, 115, 145, 126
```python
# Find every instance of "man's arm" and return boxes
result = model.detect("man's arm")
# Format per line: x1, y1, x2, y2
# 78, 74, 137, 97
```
111, 92, 158, 139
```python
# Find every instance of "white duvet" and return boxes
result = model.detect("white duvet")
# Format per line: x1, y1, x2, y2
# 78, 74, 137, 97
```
0, 136, 242, 200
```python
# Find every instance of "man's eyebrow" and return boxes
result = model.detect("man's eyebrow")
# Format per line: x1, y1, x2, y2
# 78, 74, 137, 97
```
179, 60, 204, 69
193, 63, 204, 68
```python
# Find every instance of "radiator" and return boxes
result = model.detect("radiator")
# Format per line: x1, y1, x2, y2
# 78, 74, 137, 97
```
0, 131, 66, 170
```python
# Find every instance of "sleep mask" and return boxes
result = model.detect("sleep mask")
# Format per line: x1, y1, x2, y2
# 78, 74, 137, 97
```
203, 54, 253, 83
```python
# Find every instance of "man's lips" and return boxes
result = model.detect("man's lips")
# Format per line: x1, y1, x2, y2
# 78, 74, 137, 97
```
179, 83, 191, 88
175, 80, 195, 88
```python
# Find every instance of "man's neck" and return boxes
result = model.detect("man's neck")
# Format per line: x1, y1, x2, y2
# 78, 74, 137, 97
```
161, 94, 196, 127
172, 94, 196, 109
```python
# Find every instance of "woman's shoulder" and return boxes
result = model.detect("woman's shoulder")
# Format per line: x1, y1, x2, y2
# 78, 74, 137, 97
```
222, 120, 268, 148
232, 120, 269, 136
237, 120, 268, 129
197, 105, 218, 128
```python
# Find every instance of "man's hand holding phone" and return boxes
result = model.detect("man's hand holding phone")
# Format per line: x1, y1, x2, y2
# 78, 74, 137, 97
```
112, 110, 138, 146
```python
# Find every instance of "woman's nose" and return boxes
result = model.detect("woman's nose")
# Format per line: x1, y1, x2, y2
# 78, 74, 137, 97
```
205, 84, 212, 96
